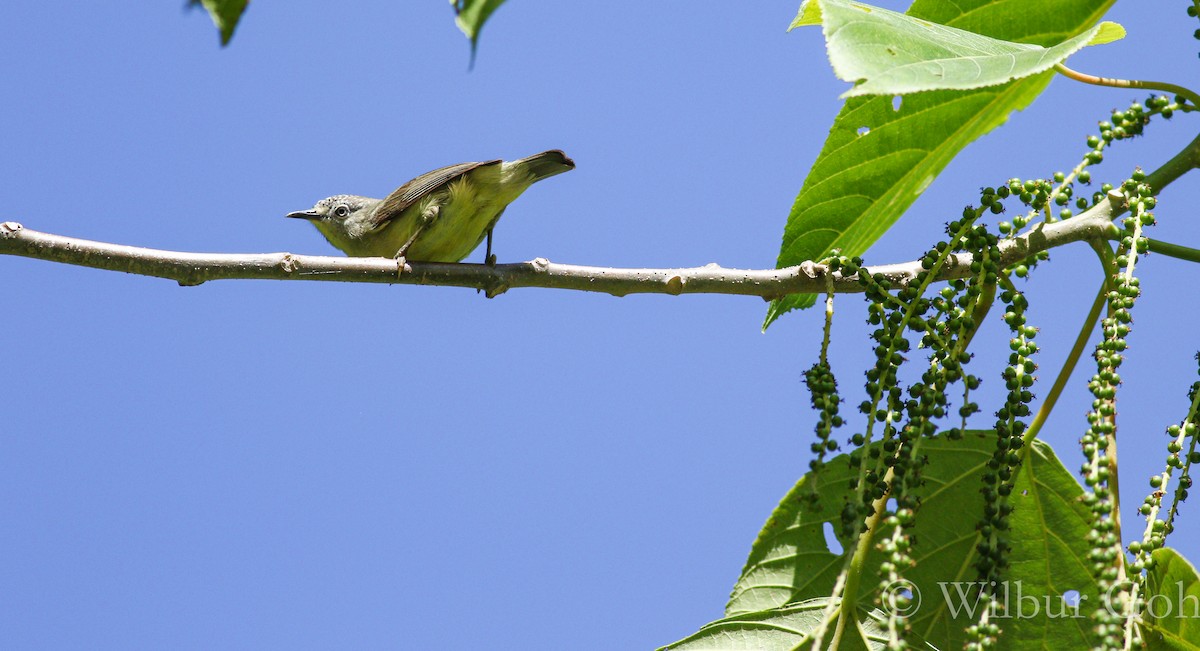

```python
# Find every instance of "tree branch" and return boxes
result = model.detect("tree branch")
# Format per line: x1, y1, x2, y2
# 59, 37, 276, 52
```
0, 196, 1123, 299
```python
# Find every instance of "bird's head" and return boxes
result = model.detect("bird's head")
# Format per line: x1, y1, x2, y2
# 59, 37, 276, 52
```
286, 195, 375, 225
286, 194, 382, 242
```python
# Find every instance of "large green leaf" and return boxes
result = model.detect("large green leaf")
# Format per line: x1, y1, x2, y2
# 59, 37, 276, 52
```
188, 0, 249, 46
1143, 547, 1200, 650
453, 0, 507, 62
723, 433, 1097, 650
765, 0, 1116, 327
793, 0, 1122, 97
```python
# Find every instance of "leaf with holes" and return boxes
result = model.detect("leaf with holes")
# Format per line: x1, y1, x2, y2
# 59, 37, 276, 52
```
765, 0, 1117, 327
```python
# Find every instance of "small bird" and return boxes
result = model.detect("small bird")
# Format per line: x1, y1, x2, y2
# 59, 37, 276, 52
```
286, 149, 574, 264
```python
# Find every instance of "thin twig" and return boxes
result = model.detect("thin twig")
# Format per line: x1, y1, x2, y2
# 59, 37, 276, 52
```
1055, 64, 1200, 109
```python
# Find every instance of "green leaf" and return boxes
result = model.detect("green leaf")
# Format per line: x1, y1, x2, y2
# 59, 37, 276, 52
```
725, 433, 1097, 650
791, 0, 1122, 97
188, 0, 249, 46
453, 0, 507, 63
1143, 547, 1200, 650
658, 598, 893, 650
765, 0, 1116, 328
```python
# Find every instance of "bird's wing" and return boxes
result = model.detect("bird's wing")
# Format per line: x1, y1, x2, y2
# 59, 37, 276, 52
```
369, 159, 502, 229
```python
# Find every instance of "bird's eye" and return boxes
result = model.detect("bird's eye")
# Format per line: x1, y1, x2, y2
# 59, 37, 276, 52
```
334, 205, 350, 218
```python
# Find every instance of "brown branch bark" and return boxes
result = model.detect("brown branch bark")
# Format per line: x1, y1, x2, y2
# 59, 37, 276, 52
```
0, 196, 1121, 299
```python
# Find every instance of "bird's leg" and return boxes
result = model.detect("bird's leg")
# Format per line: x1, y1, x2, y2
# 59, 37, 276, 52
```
476, 210, 504, 294
483, 207, 505, 266
395, 204, 440, 277
484, 228, 497, 267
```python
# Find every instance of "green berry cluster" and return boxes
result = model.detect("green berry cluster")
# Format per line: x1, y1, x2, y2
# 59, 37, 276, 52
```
827, 214, 1004, 648
846, 252, 928, 540
929, 187, 1051, 650
956, 222, 1036, 651
928, 273, 984, 434
878, 496, 918, 648
1081, 175, 1155, 651
804, 254, 849, 506
931, 209, 995, 439
1163, 365, 1200, 536
994, 178, 1056, 226
1129, 361, 1200, 583
839, 283, 927, 643
965, 621, 1002, 651
803, 360, 843, 505
1074, 96, 1182, 212
978, 283, 1033, 587
822, 247, 943, 539
832, 253, 902, 540
988, 96, 1183, 244
980, 182, 1053, 277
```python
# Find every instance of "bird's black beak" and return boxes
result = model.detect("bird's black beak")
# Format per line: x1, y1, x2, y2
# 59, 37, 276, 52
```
285, 209, 321, 221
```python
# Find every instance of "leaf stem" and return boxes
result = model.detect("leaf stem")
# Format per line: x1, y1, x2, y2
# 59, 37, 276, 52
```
1021, 268, 1108, 447
1054, 64, 1200, 109
1147, 237, 1200, 264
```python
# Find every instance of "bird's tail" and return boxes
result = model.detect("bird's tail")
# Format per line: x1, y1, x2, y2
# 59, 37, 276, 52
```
514, 149, 576, 182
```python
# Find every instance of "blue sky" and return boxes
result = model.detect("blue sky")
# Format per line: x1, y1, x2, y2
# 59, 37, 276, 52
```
3, 2, 1199, 649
